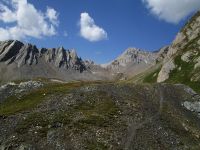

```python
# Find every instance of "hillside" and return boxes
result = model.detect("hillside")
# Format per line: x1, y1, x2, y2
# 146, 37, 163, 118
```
1, 80, 200, 149
133, 11, 200, 92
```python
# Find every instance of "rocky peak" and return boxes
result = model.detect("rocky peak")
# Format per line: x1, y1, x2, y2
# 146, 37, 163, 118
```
0, 40, 24, 62
105, 48, 157, 69
70, 49, 78, 60
16, 43, 39, 67
0, 40, 86, 72
44, 47, 83, 70
117, 48, 156, 65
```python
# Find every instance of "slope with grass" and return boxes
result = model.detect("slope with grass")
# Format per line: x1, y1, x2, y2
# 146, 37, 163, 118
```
1, 80, 200, 149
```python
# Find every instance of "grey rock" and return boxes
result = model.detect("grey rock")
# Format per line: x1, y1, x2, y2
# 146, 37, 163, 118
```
181, 51, 194, 62
183, 101, 200, 113
157, 59, 176, 83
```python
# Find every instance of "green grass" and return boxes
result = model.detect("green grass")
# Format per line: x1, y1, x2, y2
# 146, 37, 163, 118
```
15, 112, 49, 136
73, 91, 119, 128
0, 81, 114, 116
142, 33, 200, 93
85, 140, 108, 150
167, 54, 200, 92
15, 111, 72, 137
0, 82, 90, 116
14, 89, 120, 139
143, 67, 161, 83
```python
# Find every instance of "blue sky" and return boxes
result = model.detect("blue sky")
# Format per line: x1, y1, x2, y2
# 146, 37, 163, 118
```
0, 0, 200, 64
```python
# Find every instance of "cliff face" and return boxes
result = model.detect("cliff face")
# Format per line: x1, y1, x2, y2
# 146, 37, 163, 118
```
157, 11, 200, 83
0, 40, 95, 82
0, 40, 86, 71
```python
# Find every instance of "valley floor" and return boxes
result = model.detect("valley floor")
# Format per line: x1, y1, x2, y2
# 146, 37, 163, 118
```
0, 80, 200, 149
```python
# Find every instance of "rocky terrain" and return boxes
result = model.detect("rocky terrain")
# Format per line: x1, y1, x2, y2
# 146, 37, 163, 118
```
1, 80, 200, 149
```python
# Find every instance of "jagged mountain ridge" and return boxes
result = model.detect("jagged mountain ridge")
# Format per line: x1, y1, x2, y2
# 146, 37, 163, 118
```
0, 40, 109, 82
0, 40, 85, 71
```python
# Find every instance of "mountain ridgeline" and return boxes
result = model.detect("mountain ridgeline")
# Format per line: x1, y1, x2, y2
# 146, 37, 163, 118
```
0, 40, 108, 82
0, 40, 167, 82
0, 11, 200, 85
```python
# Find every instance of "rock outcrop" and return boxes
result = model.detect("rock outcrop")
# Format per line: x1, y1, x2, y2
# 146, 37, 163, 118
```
0, 40, 85, 71
0, 40, 98, 82
157, 11, 200, 83
44, 47, 85, 72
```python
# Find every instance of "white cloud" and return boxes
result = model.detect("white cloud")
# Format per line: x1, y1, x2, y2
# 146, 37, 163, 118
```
0, 4, 16, 23
142, 0, 200, 24
46, 7, 59, 26
80, 12, 107, 42
0, 0, 59, 41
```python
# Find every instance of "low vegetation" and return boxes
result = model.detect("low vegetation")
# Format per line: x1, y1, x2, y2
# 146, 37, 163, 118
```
0, 81, 109, 116
143, 67, 161, 83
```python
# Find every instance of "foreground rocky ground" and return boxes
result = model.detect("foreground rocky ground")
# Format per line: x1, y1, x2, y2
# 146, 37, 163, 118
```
0, 80, 200, 150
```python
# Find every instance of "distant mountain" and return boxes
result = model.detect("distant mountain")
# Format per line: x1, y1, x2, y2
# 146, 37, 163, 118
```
0, 40, 108, 82
101, 47, 168, 79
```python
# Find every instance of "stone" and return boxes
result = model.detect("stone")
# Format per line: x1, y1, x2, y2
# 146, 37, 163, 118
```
157, 59, 176, 83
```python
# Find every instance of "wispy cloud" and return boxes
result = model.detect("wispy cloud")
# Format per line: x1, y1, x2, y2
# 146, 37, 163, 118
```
142, 0, 200, 24
79, 12, 107, 42
0, 0, 59, 41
